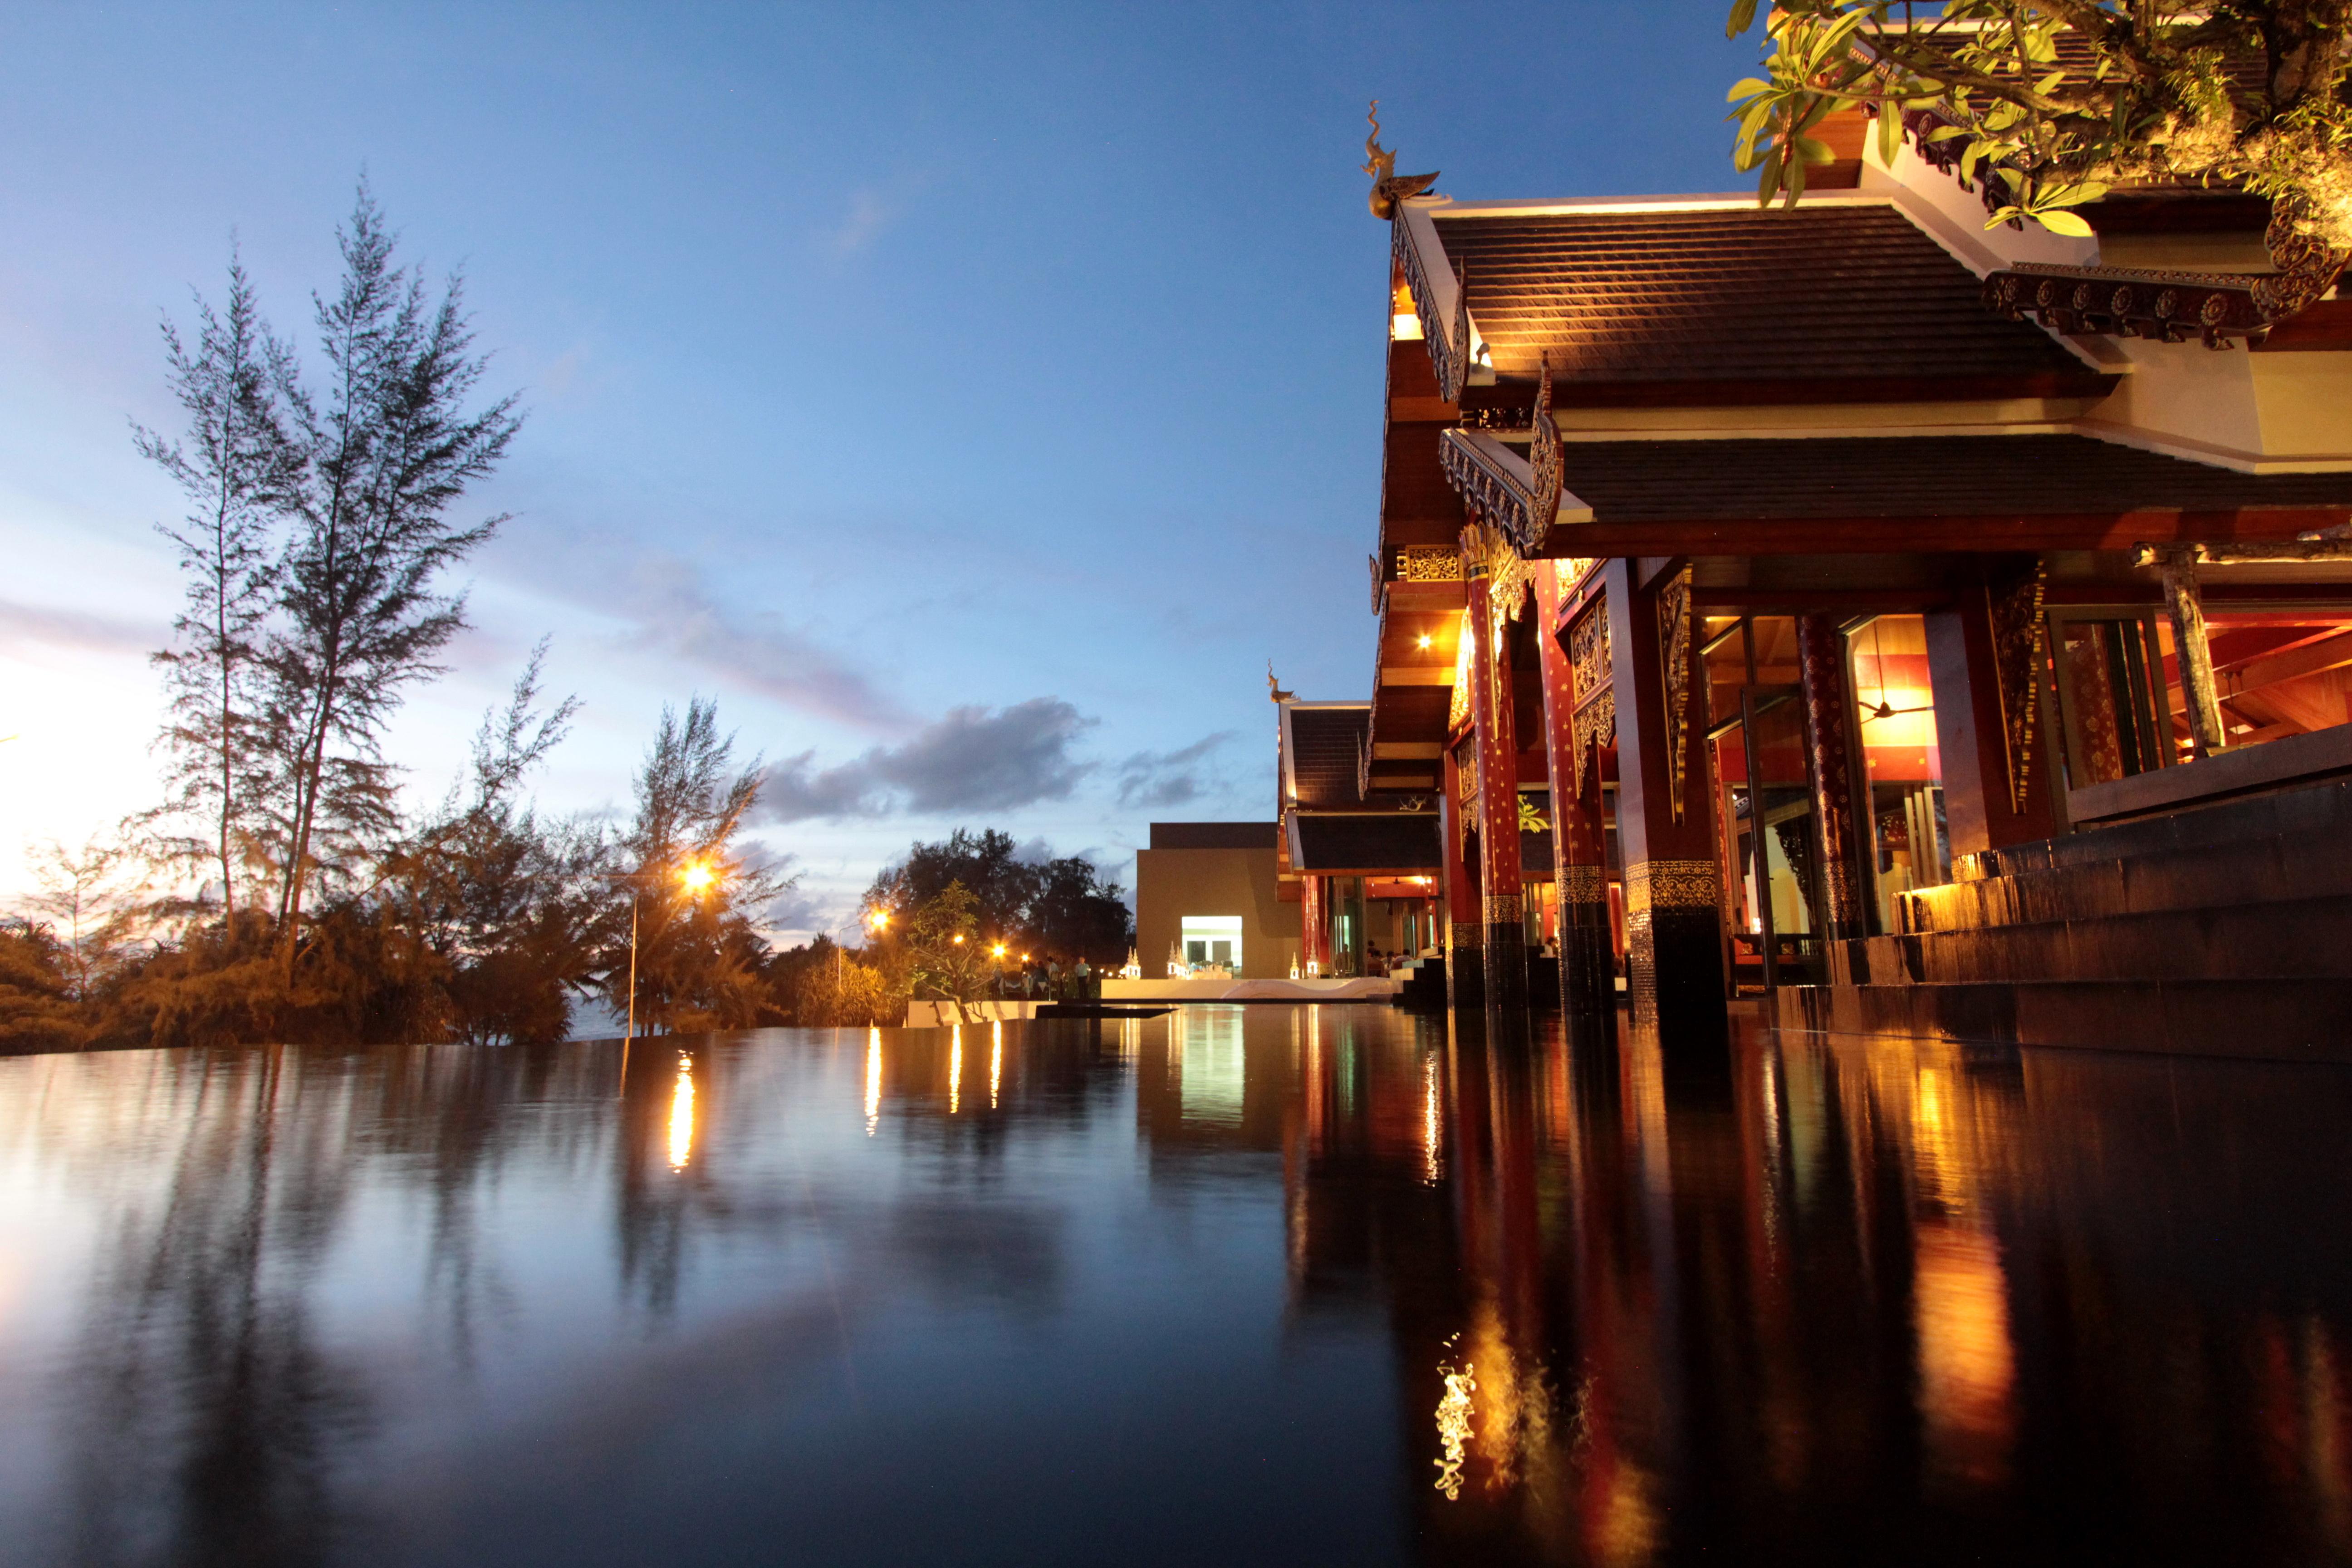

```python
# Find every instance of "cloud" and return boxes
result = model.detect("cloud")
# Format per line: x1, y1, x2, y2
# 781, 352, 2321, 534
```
1113, 731, 1235, 810
620, 559, 913, 733
758, 698, 1096, 823
0, 597, 159, 659
826, 190, 895, 259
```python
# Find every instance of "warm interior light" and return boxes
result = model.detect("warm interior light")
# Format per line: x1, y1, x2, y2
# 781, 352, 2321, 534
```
1416, 632, 1433, 650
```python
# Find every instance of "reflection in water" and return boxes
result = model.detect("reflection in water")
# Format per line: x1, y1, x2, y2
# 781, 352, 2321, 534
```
949, 1024, 963, 1116
864, 1028, 882, 1135
7, 1012, 2352, 1564
1433, 1335, 1475, 1501
667, 1053, 696, 1171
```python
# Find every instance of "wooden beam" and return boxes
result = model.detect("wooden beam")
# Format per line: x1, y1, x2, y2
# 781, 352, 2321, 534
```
1539, 508, 2352, 559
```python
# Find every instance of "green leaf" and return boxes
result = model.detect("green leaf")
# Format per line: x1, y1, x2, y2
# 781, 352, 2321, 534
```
2034, 209, 2094, 237
1878, 103, 1903, 165
1727, 76, 1771, 103
2034, 70, 2065, 98
1797, 134, 1835, 166
1726, 0, 1759, 38
1757, 152, 1784, 206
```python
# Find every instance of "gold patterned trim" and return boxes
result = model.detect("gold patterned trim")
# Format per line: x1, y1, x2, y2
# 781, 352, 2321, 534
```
1482, 894, 1523, 924
1449, 921, 1482, 950
1557, 865, 1606, 903
1987, 559, 2047, 814
1657, 565, 1693, 825
1447, 609, 1474, 731
1395, 546, 1463, 583
1622, 859, 1719, 916
1567, 595, 1613, 788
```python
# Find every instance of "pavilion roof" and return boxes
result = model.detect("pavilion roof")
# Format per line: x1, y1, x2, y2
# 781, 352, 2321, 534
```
1528, 433, 2352, 556
1288, 813, 1441, 877
1420, 200, 2102, 399
1281, 703, 1372, 811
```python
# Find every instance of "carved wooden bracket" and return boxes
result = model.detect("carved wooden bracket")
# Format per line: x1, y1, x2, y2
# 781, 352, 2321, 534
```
1657, 566, 1694, 824
1986, 559, 2048, 813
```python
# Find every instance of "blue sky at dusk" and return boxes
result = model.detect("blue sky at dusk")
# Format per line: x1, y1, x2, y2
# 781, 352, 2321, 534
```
0, 1, 1754, 938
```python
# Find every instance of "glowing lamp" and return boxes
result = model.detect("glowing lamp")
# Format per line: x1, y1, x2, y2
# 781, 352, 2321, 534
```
681, 862, 715, 893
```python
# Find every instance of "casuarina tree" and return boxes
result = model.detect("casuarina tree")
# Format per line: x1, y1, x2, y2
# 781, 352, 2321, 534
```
261, 184, 523, 976
136, 251, 300, 923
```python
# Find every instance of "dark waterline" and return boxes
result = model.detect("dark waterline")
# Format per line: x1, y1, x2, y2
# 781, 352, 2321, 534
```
4, 1007, 2352, 1566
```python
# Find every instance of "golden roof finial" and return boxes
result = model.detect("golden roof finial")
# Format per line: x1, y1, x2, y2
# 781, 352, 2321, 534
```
1363, 99, 1438, 220
1268, 661, 1295, 704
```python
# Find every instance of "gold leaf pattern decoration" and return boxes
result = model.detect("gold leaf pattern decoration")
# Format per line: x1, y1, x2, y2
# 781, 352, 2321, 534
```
1986, 559, 2048, 813
1657, 566, 1694, 824
1528, 357, 1563, 539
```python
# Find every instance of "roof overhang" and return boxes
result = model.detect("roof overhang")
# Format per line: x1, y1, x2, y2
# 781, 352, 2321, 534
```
1288, 812, 1442, 877
1438, 428, 1592, 556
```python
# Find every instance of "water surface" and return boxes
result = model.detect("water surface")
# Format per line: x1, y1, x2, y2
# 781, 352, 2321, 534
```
4, 1007, 2352, 1565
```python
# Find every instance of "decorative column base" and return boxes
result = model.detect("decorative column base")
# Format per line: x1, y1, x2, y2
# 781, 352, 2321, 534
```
1624, 859, 1727, 1040
1483, 894, 1527, 1017
1446, 921, 1485, 1012
1557, 869, 1613, 1015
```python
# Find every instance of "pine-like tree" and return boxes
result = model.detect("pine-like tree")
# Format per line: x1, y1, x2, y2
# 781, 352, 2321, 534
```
135, 252, 299, 922
261, 184, 523, 976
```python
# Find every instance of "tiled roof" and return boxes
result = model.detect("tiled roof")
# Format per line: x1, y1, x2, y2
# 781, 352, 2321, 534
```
1430, 204, 2096, 388
1291, 814, 1440, 875
1148, 823, 1276, 851
1550, 435, 2352, 523
1286, 706, 1370, 810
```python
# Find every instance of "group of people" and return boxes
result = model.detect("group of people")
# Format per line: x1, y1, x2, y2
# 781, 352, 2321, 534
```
998, 957, 1102, 1004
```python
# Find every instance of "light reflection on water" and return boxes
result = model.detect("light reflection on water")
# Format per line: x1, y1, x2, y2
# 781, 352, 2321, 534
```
5, 1007, 2352, 1564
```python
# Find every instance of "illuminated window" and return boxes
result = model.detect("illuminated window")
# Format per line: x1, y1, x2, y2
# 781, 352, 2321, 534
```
1179, 916, 1244, 972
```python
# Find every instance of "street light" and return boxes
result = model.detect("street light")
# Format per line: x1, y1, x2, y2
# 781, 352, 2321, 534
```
601, 860, 723, 1044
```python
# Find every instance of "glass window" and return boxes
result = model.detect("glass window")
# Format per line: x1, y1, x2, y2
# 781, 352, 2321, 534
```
1180, 916, 1244, 974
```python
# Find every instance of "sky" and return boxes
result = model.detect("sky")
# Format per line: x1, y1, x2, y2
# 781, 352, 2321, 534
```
0, 0, 1757, 941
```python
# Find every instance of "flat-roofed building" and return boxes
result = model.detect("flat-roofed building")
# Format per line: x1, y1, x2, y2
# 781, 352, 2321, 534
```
1134, 822, 1299, 980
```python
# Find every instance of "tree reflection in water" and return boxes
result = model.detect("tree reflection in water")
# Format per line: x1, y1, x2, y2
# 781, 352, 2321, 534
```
5, 1011, 2352, 1565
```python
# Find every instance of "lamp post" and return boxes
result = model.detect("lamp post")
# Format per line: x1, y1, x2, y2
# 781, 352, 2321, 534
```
602, 859, 720, 1045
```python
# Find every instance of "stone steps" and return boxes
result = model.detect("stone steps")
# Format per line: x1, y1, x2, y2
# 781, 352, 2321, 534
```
1782, 774, 2352, 1061
1837, 891, 2352, 986
1775, 977, 2352, 1063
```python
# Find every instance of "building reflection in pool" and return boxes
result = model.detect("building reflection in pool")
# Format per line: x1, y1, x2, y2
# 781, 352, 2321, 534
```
6, 1007, 2352, 1565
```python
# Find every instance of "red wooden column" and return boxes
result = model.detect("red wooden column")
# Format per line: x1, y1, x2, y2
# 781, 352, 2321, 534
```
1535, 564, 1612, 1016
1602, 558, 1726, 1039
1926, 561, 2056, 861
1299, 874, 1328, 974
1796, 613, 1868, 941
1464, 524, 1528, 1019
1440, 743, 1484, 1009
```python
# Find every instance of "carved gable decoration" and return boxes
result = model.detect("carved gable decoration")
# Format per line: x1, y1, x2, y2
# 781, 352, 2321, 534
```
1528, 358, 1562, 536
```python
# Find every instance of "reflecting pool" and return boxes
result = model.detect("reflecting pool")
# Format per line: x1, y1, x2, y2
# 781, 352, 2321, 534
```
6, 1008, 2352, 1565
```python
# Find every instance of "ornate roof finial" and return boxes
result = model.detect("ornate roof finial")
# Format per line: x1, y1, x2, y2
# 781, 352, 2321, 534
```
1363, 99, 1438, 220
1528, 354, 1563, 544
1267, 661, 1295, 704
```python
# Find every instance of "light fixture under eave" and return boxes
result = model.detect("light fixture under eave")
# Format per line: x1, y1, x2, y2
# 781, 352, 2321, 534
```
1416, 632, 1434, 650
